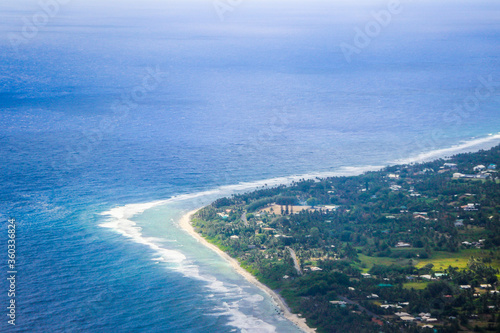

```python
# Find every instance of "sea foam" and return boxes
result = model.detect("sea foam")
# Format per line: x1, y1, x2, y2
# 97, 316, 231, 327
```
393, 132, 500, 165
99, 199, 281, 332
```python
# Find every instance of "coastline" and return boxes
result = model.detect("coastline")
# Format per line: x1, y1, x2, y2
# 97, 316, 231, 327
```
101, 138, 500, 332
99, 139, 500, 332
178, 209, 316, 333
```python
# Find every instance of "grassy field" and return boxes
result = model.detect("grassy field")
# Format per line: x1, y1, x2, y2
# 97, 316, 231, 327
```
414, 249, 500, 271
356, 254, 410, 272
403, 282, 429, 290
357, 249, 500, 273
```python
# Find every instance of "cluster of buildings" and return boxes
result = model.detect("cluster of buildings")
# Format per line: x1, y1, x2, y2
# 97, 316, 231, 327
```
451, 163, 497, 180
394, 311, 438, 324
461, 239, 485, 248
460, 203, 478, 211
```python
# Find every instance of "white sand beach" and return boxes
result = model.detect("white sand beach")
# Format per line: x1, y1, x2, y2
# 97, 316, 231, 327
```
178, 209, 316, 333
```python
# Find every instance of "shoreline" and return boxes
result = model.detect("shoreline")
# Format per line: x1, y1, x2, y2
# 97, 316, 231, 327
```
104, 138, 500, 332
178, 209, 316, 333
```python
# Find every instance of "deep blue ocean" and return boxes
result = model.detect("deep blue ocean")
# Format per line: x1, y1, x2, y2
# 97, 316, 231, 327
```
0, 0, 499, 332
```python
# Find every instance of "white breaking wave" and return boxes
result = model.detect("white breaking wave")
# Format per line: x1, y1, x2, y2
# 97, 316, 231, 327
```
393, 132, 500, 165
99, 202, 280, 332
213, 302, 277, 333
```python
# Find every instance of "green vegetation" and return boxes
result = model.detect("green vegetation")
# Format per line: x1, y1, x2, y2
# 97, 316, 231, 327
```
193, 146, 500, 332
403, 282, 430, 290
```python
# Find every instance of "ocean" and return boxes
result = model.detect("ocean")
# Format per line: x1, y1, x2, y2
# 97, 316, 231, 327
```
0, 0, 499, 331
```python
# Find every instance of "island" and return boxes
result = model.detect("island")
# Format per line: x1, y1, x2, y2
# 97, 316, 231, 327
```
185, 145, 500, 332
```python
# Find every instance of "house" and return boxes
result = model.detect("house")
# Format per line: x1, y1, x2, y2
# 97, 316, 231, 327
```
460, 285, 471, 289
461, 203, 477, 211
361, 273, 371, 278
330, 300, 347, 306
473, 165, 486, 171
476, 173, 489, 179
367, 294, 379, 299
230, 235, 239, 239
480, 284, 492, 289
488, 164, 497, 170
395, 242, 411, 248
454, 220, 464, 227
395, 312, 411, 317
443, 163, 458, 170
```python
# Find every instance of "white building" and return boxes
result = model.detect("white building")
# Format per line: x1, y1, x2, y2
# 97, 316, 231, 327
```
473, 165, 486, 171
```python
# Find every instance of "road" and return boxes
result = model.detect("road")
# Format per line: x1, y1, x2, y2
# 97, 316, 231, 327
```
286, 246, 302, 275
241, 212, 248, 226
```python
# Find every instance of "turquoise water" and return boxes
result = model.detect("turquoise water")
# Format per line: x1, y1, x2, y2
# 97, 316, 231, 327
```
0, 0, 499, 331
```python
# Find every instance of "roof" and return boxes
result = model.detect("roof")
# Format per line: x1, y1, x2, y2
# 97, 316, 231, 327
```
395, 312, 410, 317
